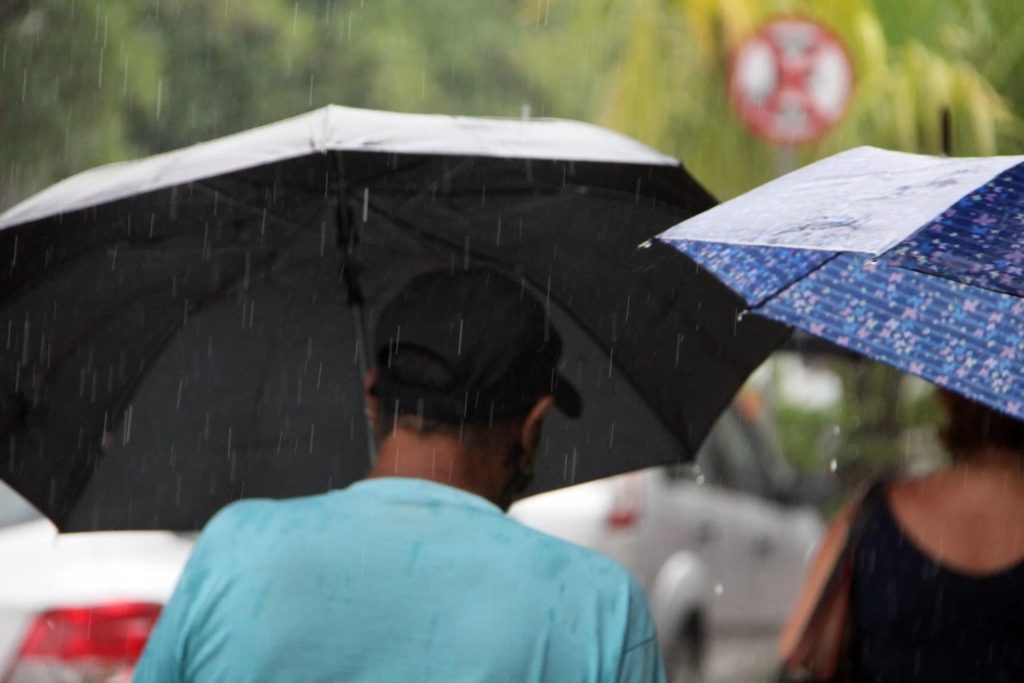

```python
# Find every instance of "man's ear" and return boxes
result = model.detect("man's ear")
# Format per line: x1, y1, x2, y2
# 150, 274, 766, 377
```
363, 368, 379, 429
520, 395, 554, 452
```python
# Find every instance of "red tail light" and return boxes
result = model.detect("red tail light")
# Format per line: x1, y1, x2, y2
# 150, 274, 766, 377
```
606, 473, 646, 530
4, 602, 161, 683
606, 506, 642, 528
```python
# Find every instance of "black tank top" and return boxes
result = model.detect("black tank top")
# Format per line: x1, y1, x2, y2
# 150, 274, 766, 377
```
852, 492, 1024, 682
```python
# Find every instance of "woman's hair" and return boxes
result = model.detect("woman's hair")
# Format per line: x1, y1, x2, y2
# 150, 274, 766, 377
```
939, 389, 1024, 457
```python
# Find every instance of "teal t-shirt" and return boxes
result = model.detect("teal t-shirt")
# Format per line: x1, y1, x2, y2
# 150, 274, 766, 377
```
134, 477, 665, 683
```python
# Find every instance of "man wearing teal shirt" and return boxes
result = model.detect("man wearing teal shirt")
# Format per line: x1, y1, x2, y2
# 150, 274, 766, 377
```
135, 269, 665, 682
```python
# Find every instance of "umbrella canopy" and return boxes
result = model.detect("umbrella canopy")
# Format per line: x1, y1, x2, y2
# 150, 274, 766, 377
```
0, 105, 786, 531
659, 146, 1024, 419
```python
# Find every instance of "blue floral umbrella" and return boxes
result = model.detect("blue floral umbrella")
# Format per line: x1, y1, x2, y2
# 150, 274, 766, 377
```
657, 146, 1024, 419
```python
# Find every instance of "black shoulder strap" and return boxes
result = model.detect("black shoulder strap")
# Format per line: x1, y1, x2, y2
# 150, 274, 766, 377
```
803, 479, 888, 630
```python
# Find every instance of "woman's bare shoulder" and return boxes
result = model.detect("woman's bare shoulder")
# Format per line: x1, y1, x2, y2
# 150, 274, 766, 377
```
887, 471, 941, 501
885, 466, 1024, 573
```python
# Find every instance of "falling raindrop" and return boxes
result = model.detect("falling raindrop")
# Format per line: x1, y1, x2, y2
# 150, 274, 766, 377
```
122, 404, 133, 445
21, 319, 30, 365
714, 583, 724, 596
97, 45, 104, 88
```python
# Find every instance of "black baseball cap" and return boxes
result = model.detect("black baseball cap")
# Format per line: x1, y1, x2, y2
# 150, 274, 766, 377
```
372, 268, 582, 423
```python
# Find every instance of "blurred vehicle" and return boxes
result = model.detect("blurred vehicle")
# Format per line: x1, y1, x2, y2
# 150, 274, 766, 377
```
0, 400, 822, 683
509, 402, 825, 682
0, 485, 191, 683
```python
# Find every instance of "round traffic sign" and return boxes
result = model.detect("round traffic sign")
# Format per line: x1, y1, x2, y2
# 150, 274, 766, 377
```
728, 17, 854, 146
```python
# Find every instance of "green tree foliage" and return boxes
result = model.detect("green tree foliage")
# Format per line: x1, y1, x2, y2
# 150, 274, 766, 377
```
528, 0, 1024, 200
1, 0, 549, 209
1, 1, 160, 206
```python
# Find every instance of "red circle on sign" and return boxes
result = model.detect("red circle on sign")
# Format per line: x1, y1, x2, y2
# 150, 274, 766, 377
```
728, 17, 854, 145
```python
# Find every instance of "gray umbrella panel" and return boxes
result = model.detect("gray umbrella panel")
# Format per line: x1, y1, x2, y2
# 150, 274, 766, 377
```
1, 150, 787, 531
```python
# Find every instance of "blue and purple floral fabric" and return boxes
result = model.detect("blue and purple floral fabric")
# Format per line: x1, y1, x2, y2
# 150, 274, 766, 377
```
660, 151, 1024, 419
663, 239, 1024, 419
675, 240, 834, 306
886, 161, 1024, 298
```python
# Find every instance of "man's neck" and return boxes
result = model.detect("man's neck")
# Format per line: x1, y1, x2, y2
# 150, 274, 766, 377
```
366, 429, 506, 506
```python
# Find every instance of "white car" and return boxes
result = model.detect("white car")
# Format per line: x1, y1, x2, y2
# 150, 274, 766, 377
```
509, 404, 825, 682
0, 498, 191, 682
0, 403, 822, 683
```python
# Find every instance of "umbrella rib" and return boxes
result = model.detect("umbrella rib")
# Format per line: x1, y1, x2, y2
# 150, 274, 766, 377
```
334, 153, 449, 191
348, 152, 682, 213
193, 182, 320, 236
372, 180, 683, 212
331, 151, 377, 467
371, 182, 682, 235
745, 251, 845, 314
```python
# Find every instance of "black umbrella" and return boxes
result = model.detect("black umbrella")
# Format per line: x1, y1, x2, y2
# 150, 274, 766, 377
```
0, 106, 787, 531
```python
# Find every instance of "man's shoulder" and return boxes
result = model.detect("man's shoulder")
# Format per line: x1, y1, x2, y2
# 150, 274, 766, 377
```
205, 496, 281, 527
200, 493, 332, 539
496, 514, 640, 589
497, 517, 657, 648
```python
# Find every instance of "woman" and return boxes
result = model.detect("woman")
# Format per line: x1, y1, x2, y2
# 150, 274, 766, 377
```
780, 390, 1024, 682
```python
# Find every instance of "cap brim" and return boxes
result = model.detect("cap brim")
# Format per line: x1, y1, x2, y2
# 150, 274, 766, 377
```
553, 374, 582, 419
